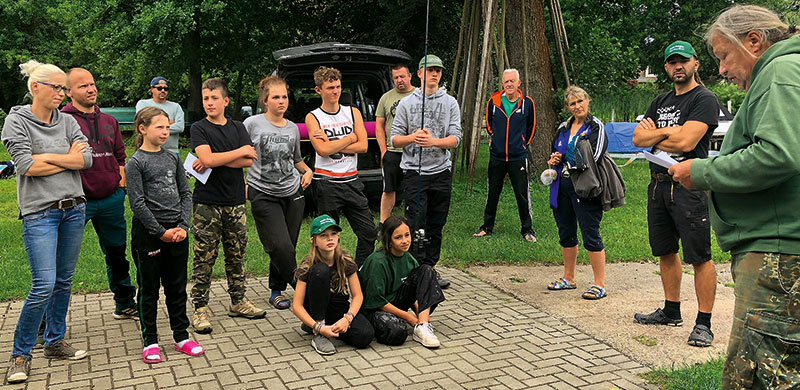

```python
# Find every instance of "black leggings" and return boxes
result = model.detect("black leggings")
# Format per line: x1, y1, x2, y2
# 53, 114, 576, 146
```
369, 264, 445, 345
303, 263, 374, 348
249, 187, 304, 292
131, 219, 190, 346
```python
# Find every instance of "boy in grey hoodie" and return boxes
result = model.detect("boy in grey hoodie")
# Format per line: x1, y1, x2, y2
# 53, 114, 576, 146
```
391, 55, 462, 289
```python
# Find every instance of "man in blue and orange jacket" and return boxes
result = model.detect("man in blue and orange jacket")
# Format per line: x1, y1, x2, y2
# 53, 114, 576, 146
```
474, 68, 537, 241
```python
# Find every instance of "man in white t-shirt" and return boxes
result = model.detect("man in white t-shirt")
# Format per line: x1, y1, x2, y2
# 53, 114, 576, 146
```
135, 76, 184, 155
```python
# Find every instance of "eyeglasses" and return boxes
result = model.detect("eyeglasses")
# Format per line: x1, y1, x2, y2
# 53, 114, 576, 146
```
38, 81, 69, 94
153, 86, 169, 91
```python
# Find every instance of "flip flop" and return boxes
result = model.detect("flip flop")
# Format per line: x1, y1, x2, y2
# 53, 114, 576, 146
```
582, 285, 607, 300
174, 340, 204, 357
142, 345, 162, 364
269, 294, 291, 310
547, 277, 576, 290
473, 228, 491, 237
523, 232, 537, 243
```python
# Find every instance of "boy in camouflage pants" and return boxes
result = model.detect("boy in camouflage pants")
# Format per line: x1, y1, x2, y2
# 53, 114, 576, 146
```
189, 79, 265, 333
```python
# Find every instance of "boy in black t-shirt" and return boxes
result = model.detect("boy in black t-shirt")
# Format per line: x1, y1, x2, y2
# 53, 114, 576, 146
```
189, 79, 265, 334
632, 41, 720, 348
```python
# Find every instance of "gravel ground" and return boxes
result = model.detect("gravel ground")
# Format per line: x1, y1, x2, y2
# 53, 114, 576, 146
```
468, 262, 734, 368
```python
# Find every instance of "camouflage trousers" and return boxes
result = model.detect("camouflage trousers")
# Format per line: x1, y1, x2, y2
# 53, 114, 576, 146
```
191, 203, 248, 308
723, 252, 800, 389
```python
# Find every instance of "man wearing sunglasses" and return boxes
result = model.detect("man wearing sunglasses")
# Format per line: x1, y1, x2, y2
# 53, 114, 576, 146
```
135, 77, 185, 155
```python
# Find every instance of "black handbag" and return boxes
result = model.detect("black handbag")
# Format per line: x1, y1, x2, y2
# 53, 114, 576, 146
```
568, 139, 602, 198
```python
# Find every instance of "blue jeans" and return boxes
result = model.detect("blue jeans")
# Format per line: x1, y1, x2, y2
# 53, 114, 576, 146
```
12, 203, 86, 358
85, 188, 135, 310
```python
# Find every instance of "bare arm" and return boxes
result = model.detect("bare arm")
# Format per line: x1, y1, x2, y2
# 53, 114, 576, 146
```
195, 144, 256, 168
119, 165, 126, 187
306, 113, 356, 157
653, 120, 711, 153
375, 116, 388, 156
380, 302, 418, 326
632, 118, 678, 147
339, 108, 368, 154
295, 161, 313, 190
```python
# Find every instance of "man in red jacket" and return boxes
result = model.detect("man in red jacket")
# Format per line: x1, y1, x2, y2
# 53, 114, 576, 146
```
63, 68, 137, 320
474, 69, 536, 241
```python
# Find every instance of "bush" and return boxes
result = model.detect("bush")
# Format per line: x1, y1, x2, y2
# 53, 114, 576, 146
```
708, 81, 746, 114
0, 108, 6, 128
558, 83, 663, 123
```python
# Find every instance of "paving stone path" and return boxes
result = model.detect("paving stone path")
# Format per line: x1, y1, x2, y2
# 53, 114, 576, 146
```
0, 268, 651, 389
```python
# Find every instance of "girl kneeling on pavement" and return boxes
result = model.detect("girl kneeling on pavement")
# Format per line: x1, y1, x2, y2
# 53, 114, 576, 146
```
292, 215, 374, 355
126, 107, 204, 363
359, 215, 445, 348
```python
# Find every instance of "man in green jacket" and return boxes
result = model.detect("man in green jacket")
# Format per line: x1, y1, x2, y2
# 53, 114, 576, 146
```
669, 5, 800, 389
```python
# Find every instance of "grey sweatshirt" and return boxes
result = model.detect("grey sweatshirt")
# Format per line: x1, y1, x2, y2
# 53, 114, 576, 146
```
390, 88, 462, 175
1, 105, 93, 216
125, 148, 192, 237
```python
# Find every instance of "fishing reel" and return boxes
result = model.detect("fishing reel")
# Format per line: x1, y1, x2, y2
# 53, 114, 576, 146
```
413, 228, 429, 252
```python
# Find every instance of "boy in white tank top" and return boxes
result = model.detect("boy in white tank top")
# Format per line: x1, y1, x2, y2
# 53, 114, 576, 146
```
305, 66, 376, 266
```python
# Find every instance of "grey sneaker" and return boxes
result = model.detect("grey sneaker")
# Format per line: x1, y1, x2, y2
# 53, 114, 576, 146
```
312, 334, 336, 355
6, 356, 31, 384
633, 308, 683, 326
113, 306, 139, 320
43, 340, 87, 360
688, 324, 714, 347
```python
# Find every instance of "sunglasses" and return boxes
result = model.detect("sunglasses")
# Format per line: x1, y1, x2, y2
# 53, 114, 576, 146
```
153, 86, 169, 91
38, 81, 69, 94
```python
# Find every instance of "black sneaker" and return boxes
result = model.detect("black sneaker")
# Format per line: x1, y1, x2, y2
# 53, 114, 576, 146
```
434, 269, 451, 289
300, 323, 313, 334
6, 356, 31, 384
633, 308, 683, 326
688, 324, 714, 347
113, 306, 139, 320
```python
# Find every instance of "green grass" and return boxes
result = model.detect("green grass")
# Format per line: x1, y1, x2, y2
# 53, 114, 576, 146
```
0, 142, 731, 301
644, 357, 725, 390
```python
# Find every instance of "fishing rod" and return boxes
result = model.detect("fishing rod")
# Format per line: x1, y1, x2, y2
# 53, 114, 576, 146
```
414, 0, 431, 253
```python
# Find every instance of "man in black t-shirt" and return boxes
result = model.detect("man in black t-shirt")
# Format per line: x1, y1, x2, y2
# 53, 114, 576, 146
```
188, 78, 265, 334
632, 41, 720, 348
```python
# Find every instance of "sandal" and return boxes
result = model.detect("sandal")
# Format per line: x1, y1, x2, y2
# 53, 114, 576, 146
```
472, 228, 491, 237
174, 340, 204, 357
142, 345, 162, 364
582, 285, 607, 300
523, 232, 537, 243
269, 294, 291, 310
547, 277, 576, 290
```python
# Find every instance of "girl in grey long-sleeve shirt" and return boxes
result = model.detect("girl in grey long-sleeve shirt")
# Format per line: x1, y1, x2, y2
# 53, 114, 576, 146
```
124, 106, 203, 364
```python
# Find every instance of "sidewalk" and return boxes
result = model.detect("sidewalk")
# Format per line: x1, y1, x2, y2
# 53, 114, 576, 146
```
0, 268, 650, 389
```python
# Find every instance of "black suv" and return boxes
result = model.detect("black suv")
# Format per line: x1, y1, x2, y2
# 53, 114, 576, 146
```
273, 42, 411, 208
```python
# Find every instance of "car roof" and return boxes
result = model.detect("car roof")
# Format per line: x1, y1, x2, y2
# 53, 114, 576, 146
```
273, 42, 411, 69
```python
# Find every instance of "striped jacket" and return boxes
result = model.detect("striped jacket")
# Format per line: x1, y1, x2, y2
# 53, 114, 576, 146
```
485, 89, 536, 161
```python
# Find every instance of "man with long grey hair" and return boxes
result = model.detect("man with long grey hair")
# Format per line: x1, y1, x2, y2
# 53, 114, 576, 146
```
669, 5, 800, 388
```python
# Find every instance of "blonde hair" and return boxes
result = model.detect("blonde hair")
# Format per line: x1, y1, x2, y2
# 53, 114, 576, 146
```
257, 75, 288, 113
564, 85, 590, 104
704, 5, 795, 52
313, 66, 341, 88
19, 60, 64, 94
133, 106, 169, 149
295, 234, 355, 295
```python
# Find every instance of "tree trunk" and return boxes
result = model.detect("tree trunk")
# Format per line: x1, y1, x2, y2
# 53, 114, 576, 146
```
232, 70, 245, 120
505, 0, 557, 170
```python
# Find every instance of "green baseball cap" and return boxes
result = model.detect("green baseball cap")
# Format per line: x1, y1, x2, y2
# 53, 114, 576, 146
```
418, 54, 445, 70
664, 40, 696, 62
310, 214, 342, 236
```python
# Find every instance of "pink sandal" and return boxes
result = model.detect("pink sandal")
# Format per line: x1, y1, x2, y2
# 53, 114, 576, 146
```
142, 345, 162, 364
174, 340, 204, 357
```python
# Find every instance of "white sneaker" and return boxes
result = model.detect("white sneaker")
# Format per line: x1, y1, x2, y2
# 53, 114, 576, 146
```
413, 322, 440, 348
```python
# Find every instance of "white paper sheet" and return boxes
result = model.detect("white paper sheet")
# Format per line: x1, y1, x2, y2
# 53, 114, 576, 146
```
183, 153, 211, 184
643, 151, 679, 168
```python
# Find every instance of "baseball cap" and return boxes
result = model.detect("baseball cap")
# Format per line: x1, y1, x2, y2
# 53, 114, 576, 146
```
150, 76, 169, 87
664, 41, 696, 62
418, 54, 445, 70
310, 214, 342, 236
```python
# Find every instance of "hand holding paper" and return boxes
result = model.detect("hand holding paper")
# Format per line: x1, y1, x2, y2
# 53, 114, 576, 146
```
184, 153, 212, 184
644, 151, 679, 169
